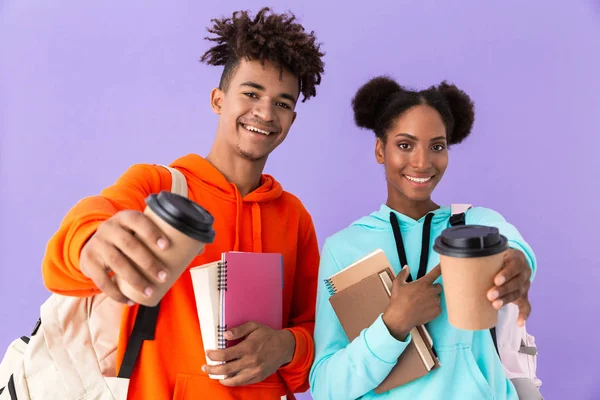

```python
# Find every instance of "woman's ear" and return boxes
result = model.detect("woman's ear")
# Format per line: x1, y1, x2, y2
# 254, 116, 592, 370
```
375, 137, 385, 164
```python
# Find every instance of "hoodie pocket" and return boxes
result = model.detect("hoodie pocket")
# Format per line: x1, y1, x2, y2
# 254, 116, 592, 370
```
173, 373, 285, 400
459, 347, 495, 399
435, 345, 494, 400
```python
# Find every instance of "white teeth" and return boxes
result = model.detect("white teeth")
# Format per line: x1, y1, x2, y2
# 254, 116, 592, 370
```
243, 124, 272, 135
405, 175, 432, 183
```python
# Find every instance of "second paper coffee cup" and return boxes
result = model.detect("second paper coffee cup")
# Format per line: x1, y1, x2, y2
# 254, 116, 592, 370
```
117, 191, 216, 306
434, 225, 508, 330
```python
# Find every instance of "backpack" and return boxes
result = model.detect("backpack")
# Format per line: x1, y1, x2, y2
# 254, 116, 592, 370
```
0, 166, 187, 400
450, 204, 543, 399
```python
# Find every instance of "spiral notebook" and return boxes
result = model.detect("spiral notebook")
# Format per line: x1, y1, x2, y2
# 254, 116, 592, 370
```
190, 260, 223, 379
190, 251, 283, 378
218, 251, 284, 347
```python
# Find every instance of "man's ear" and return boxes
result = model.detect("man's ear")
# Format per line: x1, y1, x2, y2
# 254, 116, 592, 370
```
210, 88, 224, 115
291, 111, 297, 126
375, 137, 385, 164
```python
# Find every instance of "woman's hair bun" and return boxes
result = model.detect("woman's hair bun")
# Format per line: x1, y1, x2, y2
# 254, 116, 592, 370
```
352, 76, 402, 131
436, 81, 475, 145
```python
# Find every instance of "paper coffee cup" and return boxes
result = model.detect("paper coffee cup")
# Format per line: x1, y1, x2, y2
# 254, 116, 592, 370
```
433, 225, 508, 330
117, 191, 215, 306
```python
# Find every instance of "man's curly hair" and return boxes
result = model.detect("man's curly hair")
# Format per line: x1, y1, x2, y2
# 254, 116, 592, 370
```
200, 7, 325, 102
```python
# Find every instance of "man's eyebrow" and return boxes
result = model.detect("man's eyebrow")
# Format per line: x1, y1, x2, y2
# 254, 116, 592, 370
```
240, 81, 265, 91
280, 92, 297, 104
240, 81, 297, 105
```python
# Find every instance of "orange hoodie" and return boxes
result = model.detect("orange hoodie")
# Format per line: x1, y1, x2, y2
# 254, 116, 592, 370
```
41, 154, 319, 400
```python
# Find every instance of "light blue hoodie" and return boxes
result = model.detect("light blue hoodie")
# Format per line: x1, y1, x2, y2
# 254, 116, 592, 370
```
309, 204, 536, 400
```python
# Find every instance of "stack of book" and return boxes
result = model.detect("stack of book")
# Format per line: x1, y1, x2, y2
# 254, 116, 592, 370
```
326, 249, 440, 393
190, 251, 284, 379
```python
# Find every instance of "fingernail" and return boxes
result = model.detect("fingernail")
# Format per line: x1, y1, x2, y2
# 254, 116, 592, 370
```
158, 270, 167, 282
495, 276, 506, 285
201, 365, 206, 372
488, 290, 499, 301
144, 287, 154, 297
493, 299, 503, 309
127, 300, 135, 306
157, 238, 168, 250
224, 331, 233, 339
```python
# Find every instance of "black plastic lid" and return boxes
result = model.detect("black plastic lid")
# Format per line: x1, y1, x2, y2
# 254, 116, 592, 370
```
433, 225, 508, 258
145, 191, 215, 244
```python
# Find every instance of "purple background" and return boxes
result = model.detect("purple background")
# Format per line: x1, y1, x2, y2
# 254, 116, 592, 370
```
1, 1, 599, 398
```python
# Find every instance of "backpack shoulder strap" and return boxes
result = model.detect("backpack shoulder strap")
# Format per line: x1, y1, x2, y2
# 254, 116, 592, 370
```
117, 305, 160, 379
160, 165, 188, 198
118, 165, 189, 378
450, 204, 472, 226
451, 203, 472, 215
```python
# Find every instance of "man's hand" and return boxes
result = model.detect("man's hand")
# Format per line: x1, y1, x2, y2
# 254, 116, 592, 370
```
203, 322, 295, 387
80, 210, 170, 304
487, 248, 532, 326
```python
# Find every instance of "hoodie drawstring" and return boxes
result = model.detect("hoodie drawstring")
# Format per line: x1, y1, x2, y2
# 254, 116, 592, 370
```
233, 187, 242, 251
251, 203, 262, 253
232, 186, 262, 253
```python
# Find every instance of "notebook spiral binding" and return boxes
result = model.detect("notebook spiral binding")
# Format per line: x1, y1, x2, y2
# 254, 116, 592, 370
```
217, 324, 228, 349
324, 278, 337, 296
218, 260, 228, 291
217, 260, 228, 349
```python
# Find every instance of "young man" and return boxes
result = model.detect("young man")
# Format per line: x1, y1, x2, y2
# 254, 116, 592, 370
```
41, 8, 325, 399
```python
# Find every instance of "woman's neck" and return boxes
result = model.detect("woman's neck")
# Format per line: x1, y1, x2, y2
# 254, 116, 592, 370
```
386, 191, 439, 221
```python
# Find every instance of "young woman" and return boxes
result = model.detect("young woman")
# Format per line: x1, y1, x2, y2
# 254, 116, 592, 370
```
309, 77, 536, 399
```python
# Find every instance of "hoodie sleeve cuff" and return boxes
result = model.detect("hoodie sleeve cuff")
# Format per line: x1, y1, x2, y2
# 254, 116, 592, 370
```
280, 326, 314, 373
363, 314, 411, 364
66, 218, 106, 270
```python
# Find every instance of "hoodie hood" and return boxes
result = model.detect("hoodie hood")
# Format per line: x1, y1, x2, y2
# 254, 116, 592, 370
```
170, 153, 283, 252
351, 203, 452, 232
171, 153, 283, 203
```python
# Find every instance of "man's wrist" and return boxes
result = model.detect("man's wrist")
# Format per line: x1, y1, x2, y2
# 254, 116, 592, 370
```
279, 329, 296, 366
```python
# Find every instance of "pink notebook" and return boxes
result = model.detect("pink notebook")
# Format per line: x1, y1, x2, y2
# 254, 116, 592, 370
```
217, 251, 283, 348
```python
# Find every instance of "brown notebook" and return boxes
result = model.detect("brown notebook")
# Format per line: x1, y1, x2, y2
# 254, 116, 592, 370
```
325, 249, 392, 294
327, 251, 440, 394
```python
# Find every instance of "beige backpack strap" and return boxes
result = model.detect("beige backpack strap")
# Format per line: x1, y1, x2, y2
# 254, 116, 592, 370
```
449, 204, 472, 227
451, 203, 472, 215
160, 165, 188, 198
